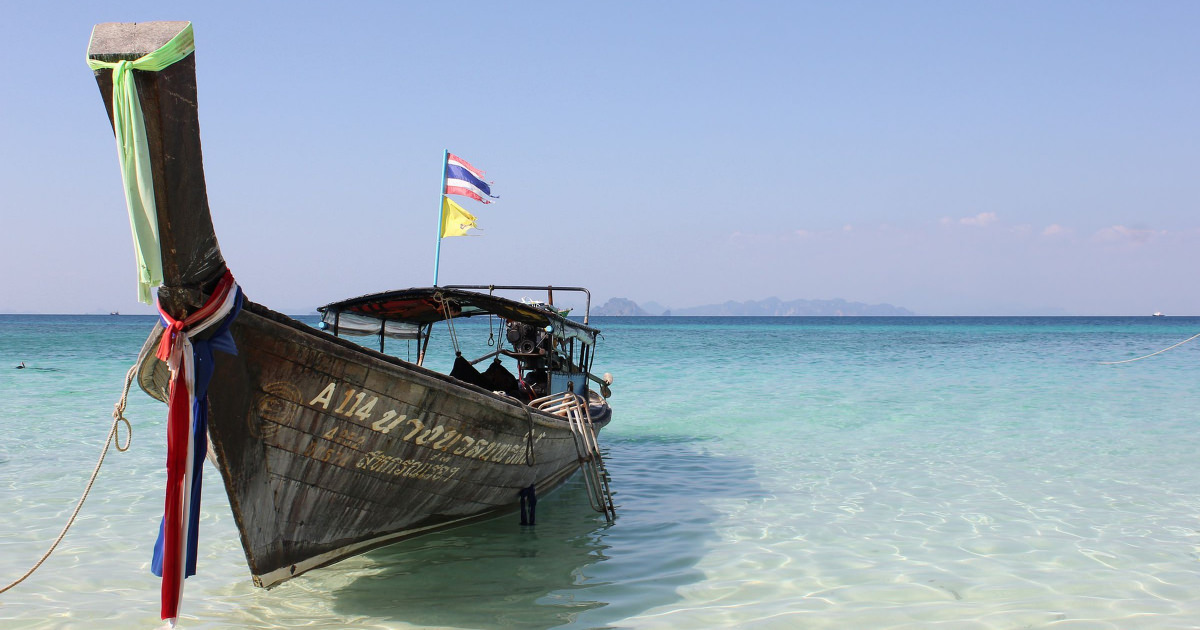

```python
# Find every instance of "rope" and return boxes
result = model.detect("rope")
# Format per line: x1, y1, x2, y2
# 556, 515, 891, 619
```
1099, 332, 1200, 365
433, 292, 461, 354
522, 404, 537, 466
0, 364, 136, 595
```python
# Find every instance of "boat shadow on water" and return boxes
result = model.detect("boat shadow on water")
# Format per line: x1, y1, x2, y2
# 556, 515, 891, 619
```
323, 435, 763, 629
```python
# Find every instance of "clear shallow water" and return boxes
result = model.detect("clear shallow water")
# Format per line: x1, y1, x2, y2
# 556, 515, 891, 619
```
3, 315, 1200, 628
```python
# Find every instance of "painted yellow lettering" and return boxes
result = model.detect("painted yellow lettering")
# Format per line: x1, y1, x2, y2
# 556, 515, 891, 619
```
493, 443, 515, 462
452, 436, 475, 455
384, 414, 408, 434
333, 389, 357, 414
371, 410, 396, 432
353, 396, 378, 422
357, 451, 382, 469
415, 425, 444, 446
433, 429, 458, 450
478, 442, 499, 460
341, 391, 366, 417
466, 439, 489, 458
402, 418, 425, 441
309, 383, 336, 409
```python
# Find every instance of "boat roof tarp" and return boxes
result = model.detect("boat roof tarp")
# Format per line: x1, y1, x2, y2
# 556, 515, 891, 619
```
318, 287, 599, 343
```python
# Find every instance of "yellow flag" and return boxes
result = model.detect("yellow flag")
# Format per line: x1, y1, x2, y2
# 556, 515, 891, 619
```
440, 196, 478, 238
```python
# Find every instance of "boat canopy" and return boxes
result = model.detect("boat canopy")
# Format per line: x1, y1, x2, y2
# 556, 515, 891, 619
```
317, 286, 599, 344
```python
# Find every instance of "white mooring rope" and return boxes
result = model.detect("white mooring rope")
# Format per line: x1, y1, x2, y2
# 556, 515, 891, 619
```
0, 364, 136, 595
1099, 332, 1200, 365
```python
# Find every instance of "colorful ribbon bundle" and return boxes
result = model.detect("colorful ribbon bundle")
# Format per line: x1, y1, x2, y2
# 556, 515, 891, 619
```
150, 270, 242, 625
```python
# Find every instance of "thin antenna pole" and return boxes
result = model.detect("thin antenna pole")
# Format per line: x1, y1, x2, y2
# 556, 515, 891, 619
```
433, 149, 448, 286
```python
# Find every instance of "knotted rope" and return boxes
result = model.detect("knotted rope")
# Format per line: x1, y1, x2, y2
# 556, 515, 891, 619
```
0, 364, 136, 595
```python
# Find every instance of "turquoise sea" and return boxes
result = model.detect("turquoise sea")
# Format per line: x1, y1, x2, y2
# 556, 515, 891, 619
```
3, 314, 1200, 629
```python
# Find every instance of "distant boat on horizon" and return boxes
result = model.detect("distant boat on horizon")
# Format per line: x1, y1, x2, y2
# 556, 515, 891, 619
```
1153, 312, 1165, 317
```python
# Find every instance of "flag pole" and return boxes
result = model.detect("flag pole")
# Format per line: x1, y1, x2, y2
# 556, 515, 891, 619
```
433, 149, 448, 286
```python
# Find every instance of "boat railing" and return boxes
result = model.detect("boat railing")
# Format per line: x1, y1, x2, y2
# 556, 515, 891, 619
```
531, 392, 615, 521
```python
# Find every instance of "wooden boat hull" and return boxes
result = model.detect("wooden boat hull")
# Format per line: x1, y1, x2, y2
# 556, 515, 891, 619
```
139, 302, 608, 587
89, 22, 613, 591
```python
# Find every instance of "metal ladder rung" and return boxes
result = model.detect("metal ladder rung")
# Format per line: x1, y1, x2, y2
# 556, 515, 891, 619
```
532, 392, 615, 521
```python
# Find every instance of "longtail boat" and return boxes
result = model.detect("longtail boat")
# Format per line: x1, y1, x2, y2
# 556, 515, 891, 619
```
86, 20, 615, 610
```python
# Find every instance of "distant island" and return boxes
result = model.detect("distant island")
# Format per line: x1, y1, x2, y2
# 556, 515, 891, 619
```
593, 297, 914, 316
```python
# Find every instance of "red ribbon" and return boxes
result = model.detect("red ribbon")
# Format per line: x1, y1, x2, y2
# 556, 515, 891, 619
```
153, 268, 237, 622
156, 271, 237, 363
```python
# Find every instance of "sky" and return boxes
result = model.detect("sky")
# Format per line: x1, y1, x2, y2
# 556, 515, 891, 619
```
1, 1, 1197, 315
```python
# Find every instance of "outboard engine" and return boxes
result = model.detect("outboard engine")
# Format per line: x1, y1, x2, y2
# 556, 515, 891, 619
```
506, 321, 549, 356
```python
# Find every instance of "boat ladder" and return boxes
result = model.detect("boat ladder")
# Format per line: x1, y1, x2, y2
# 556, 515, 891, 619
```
532, 392, 616, 522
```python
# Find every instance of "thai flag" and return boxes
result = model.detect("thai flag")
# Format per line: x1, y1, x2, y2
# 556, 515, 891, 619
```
444, 153, 497, 204
151, 271, 242, 625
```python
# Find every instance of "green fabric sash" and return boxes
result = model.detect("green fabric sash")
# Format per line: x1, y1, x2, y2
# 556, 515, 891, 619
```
87, 23, 195, 304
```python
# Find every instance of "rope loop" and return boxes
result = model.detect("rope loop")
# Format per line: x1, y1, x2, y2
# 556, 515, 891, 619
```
111, 363, 138, 452
0, 361, 138, 595
114, 414, 133, 452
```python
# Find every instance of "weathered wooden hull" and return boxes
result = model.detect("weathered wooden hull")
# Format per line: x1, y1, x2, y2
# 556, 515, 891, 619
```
89, 22, 612, 591
138, 302, 608, 587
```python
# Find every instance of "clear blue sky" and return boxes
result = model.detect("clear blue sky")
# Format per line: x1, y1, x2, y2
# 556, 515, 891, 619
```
1, 1, 1196, 315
